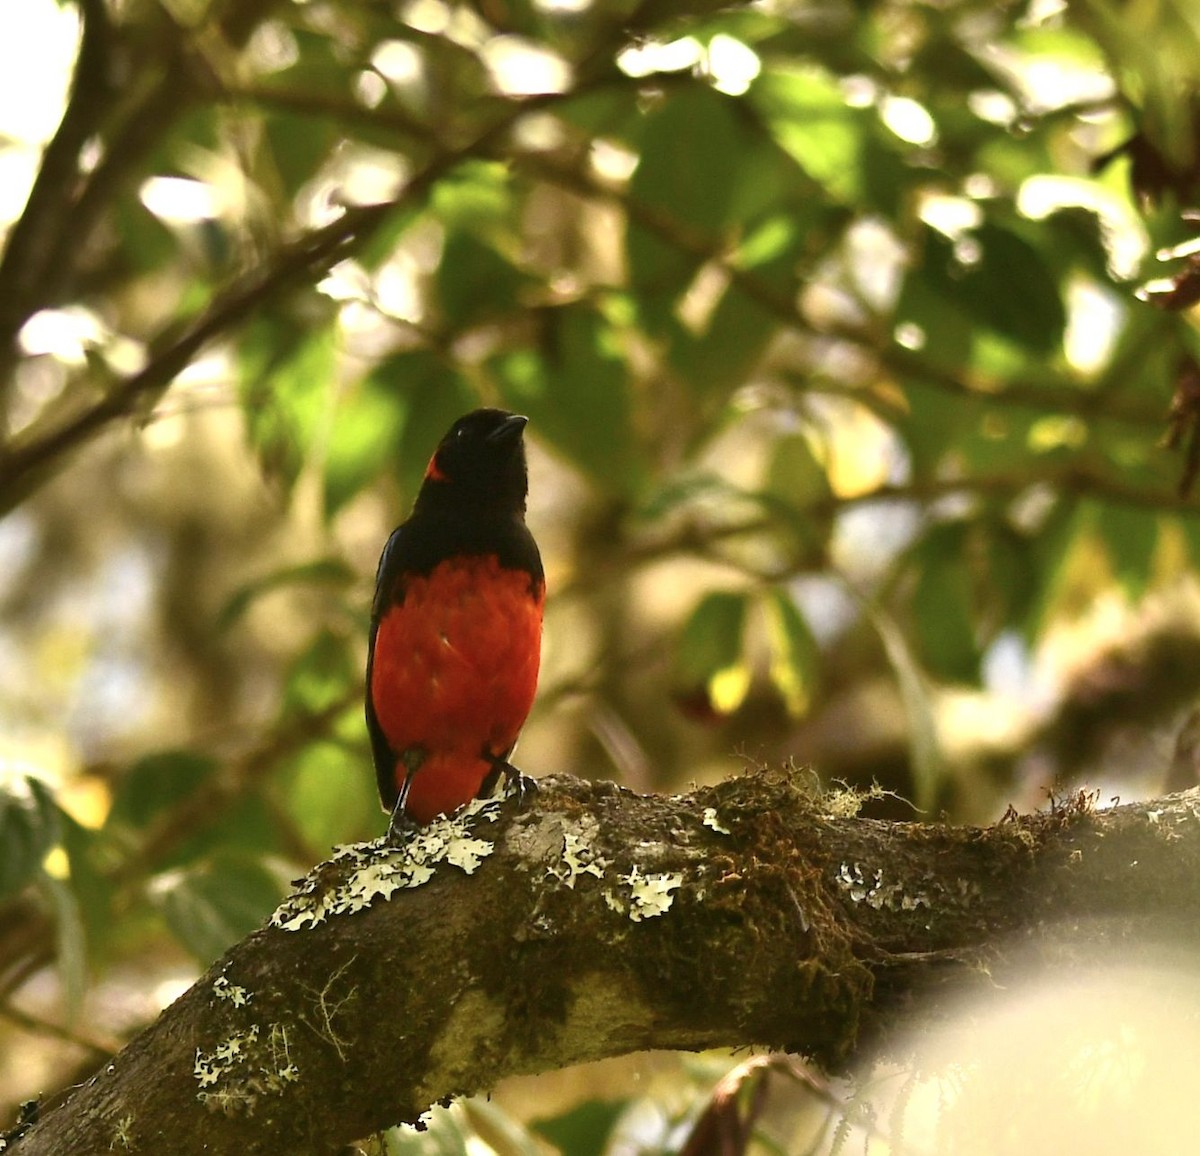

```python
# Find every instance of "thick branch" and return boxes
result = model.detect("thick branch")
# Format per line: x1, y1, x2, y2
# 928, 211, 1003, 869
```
14, 771, 1200, 1155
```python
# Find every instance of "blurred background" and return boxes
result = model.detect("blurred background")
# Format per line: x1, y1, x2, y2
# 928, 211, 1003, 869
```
2, 0, 1199, 1150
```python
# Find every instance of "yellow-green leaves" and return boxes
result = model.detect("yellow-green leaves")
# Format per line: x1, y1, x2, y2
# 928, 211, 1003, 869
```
674, 589, 821, 720
675, 592, 751, 718
763, 588, 821, 717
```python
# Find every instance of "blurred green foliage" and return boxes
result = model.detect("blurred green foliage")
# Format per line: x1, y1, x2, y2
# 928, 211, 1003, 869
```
1, 0, 1200, 1147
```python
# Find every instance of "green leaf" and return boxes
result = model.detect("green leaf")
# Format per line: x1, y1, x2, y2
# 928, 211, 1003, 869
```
60, 814, 112, 950
1022, 498, 1089, 640
910, 521, 982, 684
366, 352, 477, 508
240, 315, 338, 490
764, 431, 831, 510
108, 750, 218, 831
492, 305, 640, 495
675, 591, 751, 716
324, 373, 410, 517
282, 742, 381, 849
109, 752, 282, 870
859, 131, 913, 219
1095, 503, 1159, 599
751, 431, 835, 567
154, 854, 285, 962
218, 559, 356, 631
114, 198, 177, 277
437, 230, 527, 330
627, 85, 744, 330
263, 109, 339, 198
750, 64, 866, 204
914, 222, 1067, 357
980, 519, 1039, 638
893, 272, 975, 378
284, 630, 357, 714
762, 589, 821, 716
431, 161, 514, 234
0, 777, 63, 900
40, 873, 87, 1020
634, 471, 736, 522
531, 1099, 628, 1156
669, 218, 802, 402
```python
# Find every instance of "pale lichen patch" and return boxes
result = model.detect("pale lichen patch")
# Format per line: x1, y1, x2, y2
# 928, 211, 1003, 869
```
609, 866, 683, 921
547, 830, 608, 889
194, 1025, 260, 1089
110, 1113, 135, 1150
443, 835, 494, 873
270, 797, 503, 930
194, 1022, 302, 1113
835, 862, 932, 912
602, 888, 625, 915
213, 973, 251, 1007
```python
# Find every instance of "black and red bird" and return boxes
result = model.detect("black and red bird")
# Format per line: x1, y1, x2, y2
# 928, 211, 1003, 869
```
366, 409, 544, 833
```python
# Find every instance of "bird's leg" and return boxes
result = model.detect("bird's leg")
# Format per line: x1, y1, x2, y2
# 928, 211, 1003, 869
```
385, 750, 424, 844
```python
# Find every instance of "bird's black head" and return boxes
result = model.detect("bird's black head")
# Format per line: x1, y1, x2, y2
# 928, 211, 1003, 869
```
414, 408, 531, 516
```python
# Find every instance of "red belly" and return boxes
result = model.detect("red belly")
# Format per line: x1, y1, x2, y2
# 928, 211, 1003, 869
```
371, 555, 543, 823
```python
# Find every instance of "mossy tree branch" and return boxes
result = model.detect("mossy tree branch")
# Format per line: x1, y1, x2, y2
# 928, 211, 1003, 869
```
13, 771, 1200, 1156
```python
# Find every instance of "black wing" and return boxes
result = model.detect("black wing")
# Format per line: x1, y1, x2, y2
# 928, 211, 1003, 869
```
365, 522, 413, 812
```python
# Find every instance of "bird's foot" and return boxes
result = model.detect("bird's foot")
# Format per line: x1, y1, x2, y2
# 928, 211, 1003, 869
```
486, 757, 539, 809
385, 797, 420, 846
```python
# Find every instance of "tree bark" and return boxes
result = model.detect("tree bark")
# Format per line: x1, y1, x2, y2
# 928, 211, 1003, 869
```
12, 770, 1200, 1155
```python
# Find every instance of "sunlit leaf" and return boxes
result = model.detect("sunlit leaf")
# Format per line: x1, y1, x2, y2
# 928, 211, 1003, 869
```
675, 591, 751, 719
240, 315, 338, 490
765, 431, 831, 510
432, 161, 514, 233
0, 777, 62, 900
385, 1104, 472, 1155
282, 741, 380, 849
763, 589, 821, 716
750, 64, 866, 203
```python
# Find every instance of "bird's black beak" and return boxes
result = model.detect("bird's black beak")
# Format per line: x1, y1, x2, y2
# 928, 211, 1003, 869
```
487, 414, 528, 447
